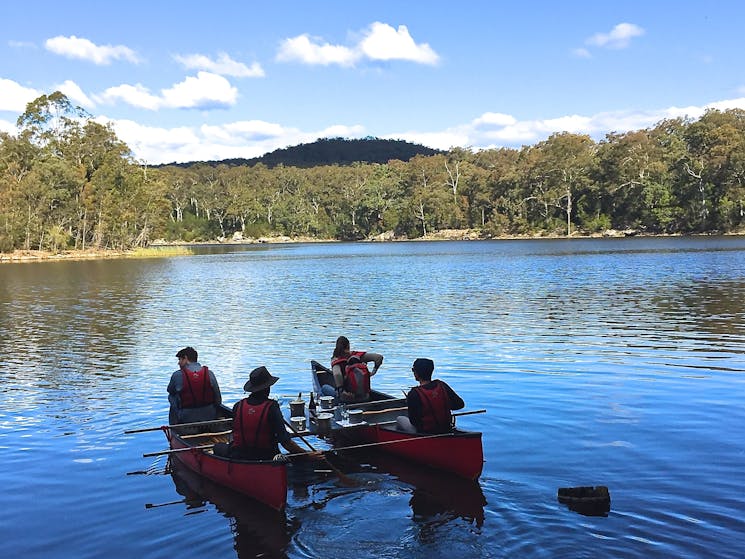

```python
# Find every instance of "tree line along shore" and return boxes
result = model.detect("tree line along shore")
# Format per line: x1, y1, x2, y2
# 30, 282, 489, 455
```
2, 92, 744, 260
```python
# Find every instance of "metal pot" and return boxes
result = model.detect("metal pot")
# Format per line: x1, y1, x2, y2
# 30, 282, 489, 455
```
289, 400, 305, 417
316, 412, 334, 435
319, 396, 334, 410
348, 409, 364, 424
290, 415, 307, 432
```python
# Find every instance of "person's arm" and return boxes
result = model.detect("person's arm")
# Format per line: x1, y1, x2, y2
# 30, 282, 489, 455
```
331, 364, 344, 388
268, 402, 318, 459
209, 370, 222, 405
362, 352, 383, 375
167, 372, 180, 406
441, 381, 465, 410
406, 388, 423, 431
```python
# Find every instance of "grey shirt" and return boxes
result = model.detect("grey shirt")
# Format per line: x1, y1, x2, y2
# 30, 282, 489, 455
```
167, 361, 222, 424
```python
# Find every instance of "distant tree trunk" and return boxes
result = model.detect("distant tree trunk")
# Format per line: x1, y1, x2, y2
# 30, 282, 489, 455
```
445, 161, 460, 204
416, 203, 427, 236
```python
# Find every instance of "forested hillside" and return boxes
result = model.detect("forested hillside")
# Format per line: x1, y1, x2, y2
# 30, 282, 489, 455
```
163, 137, 442, 168
1, 92, 744, 253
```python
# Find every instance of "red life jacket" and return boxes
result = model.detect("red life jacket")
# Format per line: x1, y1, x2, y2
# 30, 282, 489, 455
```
180, 366, 215, 408
233, 399, 274, 450
414, 381, 452, 433
332, 351, 370, 399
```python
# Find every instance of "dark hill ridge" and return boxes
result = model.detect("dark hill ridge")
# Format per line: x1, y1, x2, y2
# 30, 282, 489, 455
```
161, 137, 442, 168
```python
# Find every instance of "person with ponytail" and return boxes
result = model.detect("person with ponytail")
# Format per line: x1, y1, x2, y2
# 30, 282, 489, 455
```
321, 336, 383, 402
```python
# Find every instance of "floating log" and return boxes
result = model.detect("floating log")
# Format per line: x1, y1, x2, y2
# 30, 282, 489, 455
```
557, 486, 611, 517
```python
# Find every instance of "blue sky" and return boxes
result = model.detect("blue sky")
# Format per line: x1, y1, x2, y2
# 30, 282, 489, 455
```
1, 0, 743, 164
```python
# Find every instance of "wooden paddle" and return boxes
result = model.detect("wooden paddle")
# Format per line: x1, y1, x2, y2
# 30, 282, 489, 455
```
369, 408, 486, 426
282, 418, 358, 487
362, 406, 407, 415
125, 418, 232, 434
143, 444, 215, 457
180, 430, 232, 439
284, 430, 466, 458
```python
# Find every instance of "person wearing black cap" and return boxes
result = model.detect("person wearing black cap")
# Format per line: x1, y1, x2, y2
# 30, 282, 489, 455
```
214, 366, 308, 461
396, 358, 465, 434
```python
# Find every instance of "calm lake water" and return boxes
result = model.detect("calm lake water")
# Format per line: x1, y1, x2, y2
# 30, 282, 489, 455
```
1, 237, 744, 558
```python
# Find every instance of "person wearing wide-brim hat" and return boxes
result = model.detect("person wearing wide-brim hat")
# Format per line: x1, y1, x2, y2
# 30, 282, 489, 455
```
214, 366, 308, 461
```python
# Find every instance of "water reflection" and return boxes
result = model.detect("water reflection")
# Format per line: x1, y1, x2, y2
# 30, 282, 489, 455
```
167, 458, 298, 559
338, 450, 486, 529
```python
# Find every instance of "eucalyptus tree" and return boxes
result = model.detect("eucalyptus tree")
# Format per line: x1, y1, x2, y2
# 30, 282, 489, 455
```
0, 132, 41, 250
529, 132, 596, 236
595, 126, 681, 232
403, 154, 451, 237
469, 147, 522, 234
681, 109, 745, 231
223, 165, 262, 235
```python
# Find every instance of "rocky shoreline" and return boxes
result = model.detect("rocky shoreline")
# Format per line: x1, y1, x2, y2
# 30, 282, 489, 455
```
2, 228, 741, 263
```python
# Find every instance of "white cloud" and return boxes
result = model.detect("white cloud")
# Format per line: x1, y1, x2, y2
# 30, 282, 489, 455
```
98, 83, 162, 110
276, 34, 358, 66
100, 116, 368, 165
0, 78, 41, 112
359, 22, 439, 65
276, 21, 439, 67
161, 72, 238, 109
572, 48, 592, 59
174, 52, 265, 78
586, 23, 645, 50
55, 80, 95, 108
0, 118, 16, 134
95, 96, 745, 165
45, 35, 140, 65
385, 130, 470, 151
706, 97, 745, 112
201, 121, 287, 143
396, 98, 745, 152
318, 124, 366, 138
97, 72, 238, 111
473, 112, 517, 128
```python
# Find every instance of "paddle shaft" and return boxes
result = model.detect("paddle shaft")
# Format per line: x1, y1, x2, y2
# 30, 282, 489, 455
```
125, 418, 232, 434
180, 430, 232, 439
143, 443, 215, 457
362, 406, 407, 415
355, 408, 486, 427
282, 418, 319, 453
285, 430, 464, 458
283, 418, 357, 485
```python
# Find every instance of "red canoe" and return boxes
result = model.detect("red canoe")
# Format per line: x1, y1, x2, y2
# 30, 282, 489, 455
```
164, 405, 288, 511
310, 360, 484, 480
338, 423, 484, 480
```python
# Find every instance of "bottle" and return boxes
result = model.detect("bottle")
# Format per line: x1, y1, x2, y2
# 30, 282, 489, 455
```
309, 392, 317, 418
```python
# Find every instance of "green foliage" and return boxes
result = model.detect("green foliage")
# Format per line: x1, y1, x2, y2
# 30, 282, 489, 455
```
162, 137, 442, 169
0, 233, 15, 253
164, 211, 217, 242
577, 210, 612, 233
2, 93, 745, 255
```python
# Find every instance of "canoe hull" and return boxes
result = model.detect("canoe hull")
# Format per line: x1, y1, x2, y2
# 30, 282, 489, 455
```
165, 414, 287, 511
337, 425, 484, 480
310, 359, 484, 480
